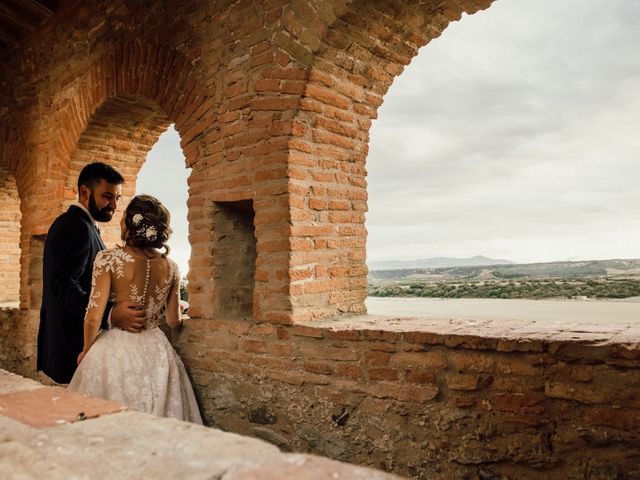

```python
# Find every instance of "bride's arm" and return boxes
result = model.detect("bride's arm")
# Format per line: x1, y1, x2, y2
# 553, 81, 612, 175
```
78, 251, 112, 363
166, 263, 182, 329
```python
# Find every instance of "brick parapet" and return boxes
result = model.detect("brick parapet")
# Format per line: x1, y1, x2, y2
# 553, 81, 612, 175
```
175, 315, 640, 479
1, 307, 637, 478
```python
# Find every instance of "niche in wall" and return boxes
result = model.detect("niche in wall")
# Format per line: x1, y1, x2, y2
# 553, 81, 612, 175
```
28, 235, 46, 311
211, 200, 256, 320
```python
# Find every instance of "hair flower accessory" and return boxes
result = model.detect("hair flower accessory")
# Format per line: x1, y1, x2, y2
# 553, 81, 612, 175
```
132, 213, 144, 226
145, 226, 158, 241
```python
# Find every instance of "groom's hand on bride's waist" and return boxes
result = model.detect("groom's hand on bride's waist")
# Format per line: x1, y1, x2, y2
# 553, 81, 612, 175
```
111, 302, 146, 333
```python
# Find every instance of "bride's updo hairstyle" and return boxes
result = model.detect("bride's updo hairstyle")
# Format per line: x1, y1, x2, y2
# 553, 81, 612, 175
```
122, 195, 172, 256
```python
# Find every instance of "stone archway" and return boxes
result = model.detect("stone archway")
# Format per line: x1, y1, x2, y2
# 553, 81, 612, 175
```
0, 166, 21, 304
32, 41, 206, 273
281, 0, 495, 320
64, 94, 172, 244
14, 39, 212, 378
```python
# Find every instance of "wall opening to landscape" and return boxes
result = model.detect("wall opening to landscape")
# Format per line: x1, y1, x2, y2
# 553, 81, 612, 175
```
365, 0, 640, 306
0, 167, 21, 304
136, 125, 192, 307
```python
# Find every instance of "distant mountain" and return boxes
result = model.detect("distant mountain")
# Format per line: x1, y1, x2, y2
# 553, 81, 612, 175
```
368, 258, 640, 282
368, 255, 515, 271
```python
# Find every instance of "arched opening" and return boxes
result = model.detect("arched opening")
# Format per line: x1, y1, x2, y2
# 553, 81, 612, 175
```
33, 94, 195, 324
136, 125, 193, 312
64, 94, 172, 243
136, 126, 258, 321
61, 94, 202, 302
26, 93, 210, 347
15, 39, 213, 379
366, 0, 640, 311
0, 167, 22, 306
285, 0, 495, 321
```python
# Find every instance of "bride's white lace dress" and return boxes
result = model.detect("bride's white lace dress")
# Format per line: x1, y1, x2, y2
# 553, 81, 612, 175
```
68, 247, 202, 424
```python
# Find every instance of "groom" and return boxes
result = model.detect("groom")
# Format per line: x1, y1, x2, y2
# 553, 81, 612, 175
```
37, 162, 145, 384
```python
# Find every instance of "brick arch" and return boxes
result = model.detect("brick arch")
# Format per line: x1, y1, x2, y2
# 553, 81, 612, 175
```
26, 39, 213, 312
281, 0, 495, 320
64, 94, 172, 244
0, 130, 32, 312
56, 40, 212, 252
56, 38, 209, 187
0, 166, 22, 304
9, 38, 213, 376
60, 39, 208, 165
21, 39, 208, 232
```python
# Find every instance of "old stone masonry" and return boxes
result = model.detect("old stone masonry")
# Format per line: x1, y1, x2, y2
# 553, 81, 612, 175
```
1, 1, 639, 479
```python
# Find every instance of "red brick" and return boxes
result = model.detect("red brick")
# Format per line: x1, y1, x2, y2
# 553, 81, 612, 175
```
406, 370, 437, 384
304, 361, 333, 375
316, 117, 359, 138
391, 351, 447, 369
334, 365, 362, 380
305, 84, 350, 110
584, 407, 640, 431
276, 327, 290, 340
445, 373, 482, 391
251, 97, 299, 111
243, 339, 267, 354
367, 368, 399, 381
267, 343, 293, 357
364, 351, 391, 367
290, 325, 324, 338
254, 79, 280, 92
491, 393, 546, 415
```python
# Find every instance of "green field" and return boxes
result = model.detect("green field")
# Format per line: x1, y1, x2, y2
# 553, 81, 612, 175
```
368, 259, 640, 300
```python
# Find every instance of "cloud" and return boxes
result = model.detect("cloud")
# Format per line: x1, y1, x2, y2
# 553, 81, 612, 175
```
367, 0, 640, 263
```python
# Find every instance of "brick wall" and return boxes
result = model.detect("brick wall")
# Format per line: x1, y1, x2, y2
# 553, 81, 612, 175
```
0, 307, 33, 377
176, 317, 640, 479
3, 1, 638, 479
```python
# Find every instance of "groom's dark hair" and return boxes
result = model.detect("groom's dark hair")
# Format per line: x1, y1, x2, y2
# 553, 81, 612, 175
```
78, 162, 124, 191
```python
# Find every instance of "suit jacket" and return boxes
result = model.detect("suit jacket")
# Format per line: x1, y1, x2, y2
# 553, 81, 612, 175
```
37, 205, 110, 384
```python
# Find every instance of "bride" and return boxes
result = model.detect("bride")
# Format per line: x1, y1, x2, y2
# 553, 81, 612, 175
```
68, 195, 202, 424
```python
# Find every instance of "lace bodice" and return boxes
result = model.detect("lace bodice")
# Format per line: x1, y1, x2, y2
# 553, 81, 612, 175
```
85, 246, 181, 330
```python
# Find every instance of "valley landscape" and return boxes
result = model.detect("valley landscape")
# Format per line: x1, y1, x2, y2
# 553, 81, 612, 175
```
368, 257, 640, 300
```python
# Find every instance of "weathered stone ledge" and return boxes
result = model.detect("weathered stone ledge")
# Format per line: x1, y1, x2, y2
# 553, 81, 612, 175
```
0, 370, 401, 480
299, 313, 640, 358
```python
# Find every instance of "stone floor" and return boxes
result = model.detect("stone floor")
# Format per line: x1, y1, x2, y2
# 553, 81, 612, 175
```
0, 370, 401, 479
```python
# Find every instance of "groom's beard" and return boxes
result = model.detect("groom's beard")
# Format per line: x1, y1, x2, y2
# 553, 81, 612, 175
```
88, 193, 115, 223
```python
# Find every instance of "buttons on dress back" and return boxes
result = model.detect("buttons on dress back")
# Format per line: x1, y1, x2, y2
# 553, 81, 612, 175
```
142, 259, 151, 307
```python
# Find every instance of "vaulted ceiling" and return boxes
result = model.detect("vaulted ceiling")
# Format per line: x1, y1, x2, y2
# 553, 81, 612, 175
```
0, 0, 57, 58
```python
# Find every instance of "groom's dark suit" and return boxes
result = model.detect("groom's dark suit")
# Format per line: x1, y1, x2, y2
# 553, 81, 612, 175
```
37, 205, 110, 384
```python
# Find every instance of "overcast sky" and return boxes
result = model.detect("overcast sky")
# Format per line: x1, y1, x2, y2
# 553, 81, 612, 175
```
137, 126, 191, 275
140, 0, 640, 272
